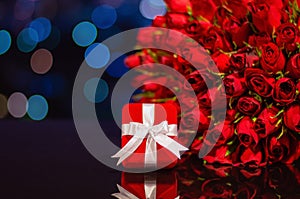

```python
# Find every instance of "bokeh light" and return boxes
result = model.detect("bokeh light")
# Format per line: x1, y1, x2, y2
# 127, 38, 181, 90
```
29, 17, 52, 42
0, 30, 11, 55
30, 48, 53, 74
139, 0, 166, 20
84, 78, 109, 103
7, 92, 28, 118
149, 0, 166, 7
91, 5, 117, 29
72, 21, 97, 47
27, 95, 48, 121
106, 53, 128, 78
0, 94, 8, 119
17, 28, 38, 53
14, 0, 35, 21
84, 43, 110, 69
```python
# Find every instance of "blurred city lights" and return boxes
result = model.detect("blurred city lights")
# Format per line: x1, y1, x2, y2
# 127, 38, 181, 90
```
0, 30, 11, 55
7, 92, 28, 118
84, 43, 110, 69
27, 95, 48, 121
91, 5, 117, 29
84, 78, 109, 103
30, 48, 53, 74
72, 21, 97, 47
29, 17, 52, 42
17, 28, 38, 53
0, 0, 153, 121
0, 94, 8, 119
139, 0, 166, 20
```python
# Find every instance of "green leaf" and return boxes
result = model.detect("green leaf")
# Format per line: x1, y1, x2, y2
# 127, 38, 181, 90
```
197, 177, 206, 181
187, 5, 193, 16
233, 116, 244, 124
225, 150, 231, 157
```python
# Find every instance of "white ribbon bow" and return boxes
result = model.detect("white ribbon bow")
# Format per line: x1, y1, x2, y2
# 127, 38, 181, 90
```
112, 104, 188, 167
111, 174, 180, 199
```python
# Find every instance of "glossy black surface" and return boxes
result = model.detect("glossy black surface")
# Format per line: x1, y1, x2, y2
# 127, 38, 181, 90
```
0, 121, 299, 198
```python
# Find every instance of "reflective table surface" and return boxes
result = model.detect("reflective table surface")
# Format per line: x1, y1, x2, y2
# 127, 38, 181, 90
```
1, 120, 299, 198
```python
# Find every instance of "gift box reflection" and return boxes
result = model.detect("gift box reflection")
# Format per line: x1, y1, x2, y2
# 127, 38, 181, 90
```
113, 155, 300, 199
112, 170, 178, 199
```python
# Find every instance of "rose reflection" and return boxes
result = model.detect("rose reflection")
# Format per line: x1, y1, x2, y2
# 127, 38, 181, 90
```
177, 154, 300, 199
113, 154, 300, 198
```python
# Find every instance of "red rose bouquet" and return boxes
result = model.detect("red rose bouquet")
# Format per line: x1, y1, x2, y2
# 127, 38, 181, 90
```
125, 0, 300, 166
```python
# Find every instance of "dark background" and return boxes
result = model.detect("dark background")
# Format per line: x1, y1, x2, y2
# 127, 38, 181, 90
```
0, 0, 152, 119
0, 0, 157, 198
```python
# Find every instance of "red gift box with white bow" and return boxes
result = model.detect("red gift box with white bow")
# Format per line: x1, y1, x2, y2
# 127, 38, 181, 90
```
112, 103, 188, 169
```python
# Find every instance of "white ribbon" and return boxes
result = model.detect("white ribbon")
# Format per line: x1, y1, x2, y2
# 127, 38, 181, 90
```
112, 104, 188, 167
112, 174, 180, 199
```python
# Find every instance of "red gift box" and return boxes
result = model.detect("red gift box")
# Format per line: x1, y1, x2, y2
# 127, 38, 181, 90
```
112, 171, 178, 199
112, 103, 187, 169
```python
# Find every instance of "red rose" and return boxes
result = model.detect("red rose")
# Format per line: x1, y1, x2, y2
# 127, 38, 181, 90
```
226, 0, 249, 19
237, 47, 260, 66
212, 52, 231, 73
198, 108, 211, 132
203, 144, 232, 165
225, 109, 237, 122
181, 109, 200, 132
233, 144, 265, 167
254, 106, 281, 138
237, 117, 259, 147
286, 53, 300, 79
229, 53, 247, 71
267, 132, 300, 164
179, 96, 199, 111
237, 96, 261, 116
176, 41, 210, 67
152, 16, 166, 27
297, 81, 300, 100
197, 87, 226, 110
125, 54, 141, 68
284, 103, 300, 133
245, 68, 275, 97
223, 73, 247, 98
203, 122, 234, 147
184, 70, 207, 94
200, 27, 232, 53
166, 13, 189, 29
164, 0, 191, 13
190, 0, 217, 22
201, 178, 233, 198
273, 78, 296, 105
248, 32, 272, 48
276, 23, 299, 52
197, 91, 211, 108
158, 54, 175, 66
222, 18, 251, 48
249, 1, 282, 34
184, 20, 211, 39
260, 43, 285, 73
